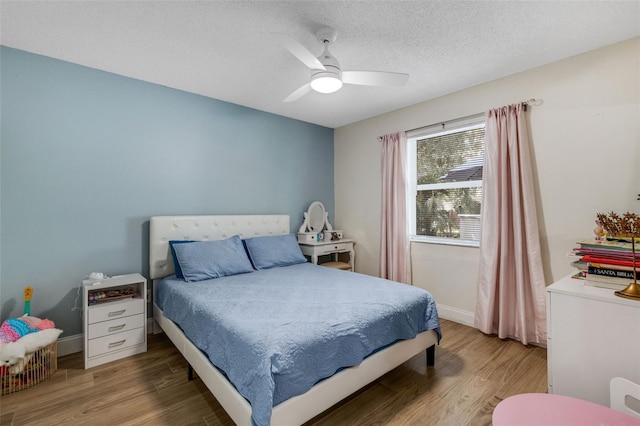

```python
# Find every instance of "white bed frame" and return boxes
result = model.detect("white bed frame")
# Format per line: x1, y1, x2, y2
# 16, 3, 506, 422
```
150, 214, 437, 426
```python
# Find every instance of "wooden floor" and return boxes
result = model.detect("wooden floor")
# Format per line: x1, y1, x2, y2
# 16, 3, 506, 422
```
0, 319, 547, 425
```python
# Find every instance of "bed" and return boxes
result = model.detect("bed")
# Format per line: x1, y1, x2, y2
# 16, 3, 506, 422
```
150, 214, 440, 426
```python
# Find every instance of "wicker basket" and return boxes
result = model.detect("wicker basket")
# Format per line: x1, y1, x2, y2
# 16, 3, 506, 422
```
0, 341, 57, 395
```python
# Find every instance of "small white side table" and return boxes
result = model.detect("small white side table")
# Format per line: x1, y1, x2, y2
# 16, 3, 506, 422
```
82, 273, 147, 369
298, 239, 356, 271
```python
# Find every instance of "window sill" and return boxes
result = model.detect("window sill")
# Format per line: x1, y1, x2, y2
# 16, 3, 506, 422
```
410, 236, 480, 248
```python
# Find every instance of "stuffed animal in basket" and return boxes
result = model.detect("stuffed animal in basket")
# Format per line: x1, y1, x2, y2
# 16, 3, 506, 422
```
0, 342, 26, 374
0, 315, 60, 375
0, 328, 62, 374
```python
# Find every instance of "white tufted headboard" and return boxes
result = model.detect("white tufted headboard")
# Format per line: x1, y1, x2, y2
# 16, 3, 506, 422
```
149, 215, 290, 280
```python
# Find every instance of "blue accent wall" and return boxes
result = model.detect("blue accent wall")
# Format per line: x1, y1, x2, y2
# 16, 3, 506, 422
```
0, 46, 334, 336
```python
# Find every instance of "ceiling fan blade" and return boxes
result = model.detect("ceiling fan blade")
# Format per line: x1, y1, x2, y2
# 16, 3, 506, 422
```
283, 83, 312, 102
272, 33, 326, 71
342, 71, 409, 87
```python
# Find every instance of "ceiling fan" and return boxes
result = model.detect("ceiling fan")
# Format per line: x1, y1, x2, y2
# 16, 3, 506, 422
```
273, 27, 409, 102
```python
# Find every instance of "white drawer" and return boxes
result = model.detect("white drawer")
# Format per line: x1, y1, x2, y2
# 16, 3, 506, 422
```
87, 298, 144, 324
87, 327, 145, 358
318, 243, 347, 255
87, 313, 145, 340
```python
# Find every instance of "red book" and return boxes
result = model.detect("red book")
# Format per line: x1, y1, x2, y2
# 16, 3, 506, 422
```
582, 255, 638, 268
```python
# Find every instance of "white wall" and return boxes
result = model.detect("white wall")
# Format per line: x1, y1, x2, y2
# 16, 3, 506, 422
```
334, 37, 640, 326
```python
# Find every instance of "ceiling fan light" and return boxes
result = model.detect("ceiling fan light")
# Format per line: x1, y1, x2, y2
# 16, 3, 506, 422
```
310, 74, 343, 94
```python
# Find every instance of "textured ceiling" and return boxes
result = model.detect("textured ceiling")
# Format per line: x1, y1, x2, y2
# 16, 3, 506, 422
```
1, 1, 639, 129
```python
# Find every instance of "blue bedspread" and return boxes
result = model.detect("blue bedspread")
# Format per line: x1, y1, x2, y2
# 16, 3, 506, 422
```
156, 262, 440, 426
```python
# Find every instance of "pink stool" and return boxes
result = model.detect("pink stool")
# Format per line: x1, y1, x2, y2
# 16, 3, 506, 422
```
493, 393, 640, 426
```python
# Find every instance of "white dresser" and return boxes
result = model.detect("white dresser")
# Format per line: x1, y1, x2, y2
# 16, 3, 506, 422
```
547, 274, 640, 406
83, 273, 147, 368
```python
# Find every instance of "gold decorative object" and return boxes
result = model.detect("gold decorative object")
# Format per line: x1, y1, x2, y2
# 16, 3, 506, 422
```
596, 212, 640, 300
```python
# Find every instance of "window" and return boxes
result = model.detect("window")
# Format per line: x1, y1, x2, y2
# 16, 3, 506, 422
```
407, 119, 485, 246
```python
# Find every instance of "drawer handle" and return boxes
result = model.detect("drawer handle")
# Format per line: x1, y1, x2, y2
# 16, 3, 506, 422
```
108, 324, 126, 332
108, 309, 126, 317
108, 339, 126, 348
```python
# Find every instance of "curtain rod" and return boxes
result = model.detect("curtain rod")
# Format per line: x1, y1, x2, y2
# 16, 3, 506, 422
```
378, 98, 538, 141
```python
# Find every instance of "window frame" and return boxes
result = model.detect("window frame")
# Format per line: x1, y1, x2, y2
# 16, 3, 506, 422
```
407, 119, 486, 247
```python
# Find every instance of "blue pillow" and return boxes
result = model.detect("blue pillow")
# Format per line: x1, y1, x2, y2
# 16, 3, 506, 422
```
172, 236, 254, 282
169, 240, 195, 279
244, 233, 307, 270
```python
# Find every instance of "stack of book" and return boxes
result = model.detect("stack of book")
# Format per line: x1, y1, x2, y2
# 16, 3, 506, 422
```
571, 239, 639, 290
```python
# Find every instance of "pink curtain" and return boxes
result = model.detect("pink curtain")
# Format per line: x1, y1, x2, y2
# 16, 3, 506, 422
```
474, 104, 547, 345
380, 132, 409, 283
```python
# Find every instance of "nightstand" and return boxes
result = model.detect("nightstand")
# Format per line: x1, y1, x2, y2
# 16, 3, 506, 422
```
299, 239, 356, 271
82, 273, 147, 369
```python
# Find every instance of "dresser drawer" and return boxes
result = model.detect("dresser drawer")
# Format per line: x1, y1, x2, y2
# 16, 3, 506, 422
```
87, 327, 145, 358
87, 298, 145, 324
318, 243, 347, 255
87, 313, 145, 340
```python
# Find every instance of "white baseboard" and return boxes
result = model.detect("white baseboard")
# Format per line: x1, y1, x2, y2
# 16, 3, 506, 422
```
57, 318, 156, 357
434, 306, 546, 347
436, 303, 475, 328
57, 334, 83, 357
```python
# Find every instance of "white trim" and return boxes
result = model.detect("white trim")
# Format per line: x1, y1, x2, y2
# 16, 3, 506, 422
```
410, 235, 480, 248
57, 334, 83, 357
406, 113, 485, 139
436, 303, 475, 328
417, 180, 482, 191
413, 121, 485, 139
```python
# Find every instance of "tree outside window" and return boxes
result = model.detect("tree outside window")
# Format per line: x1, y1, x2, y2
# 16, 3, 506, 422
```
409, 123, 484, 243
